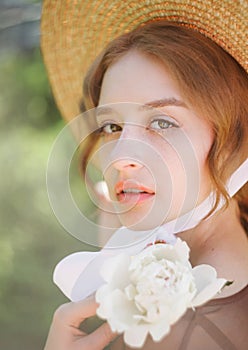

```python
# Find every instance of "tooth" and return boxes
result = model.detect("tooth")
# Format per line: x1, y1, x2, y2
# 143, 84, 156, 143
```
123, 189, 142, 193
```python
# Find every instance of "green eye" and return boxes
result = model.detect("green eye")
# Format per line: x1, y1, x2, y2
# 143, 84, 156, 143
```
150, 118, 178, 130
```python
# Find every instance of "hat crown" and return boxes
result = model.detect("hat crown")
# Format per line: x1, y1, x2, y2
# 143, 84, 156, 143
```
41, 0, 247, 121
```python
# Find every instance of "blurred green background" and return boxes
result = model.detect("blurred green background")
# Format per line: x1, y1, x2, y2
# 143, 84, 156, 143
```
0, 1, 90, 349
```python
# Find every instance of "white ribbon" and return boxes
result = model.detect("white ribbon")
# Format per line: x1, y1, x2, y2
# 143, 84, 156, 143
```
54, 158, 248, 301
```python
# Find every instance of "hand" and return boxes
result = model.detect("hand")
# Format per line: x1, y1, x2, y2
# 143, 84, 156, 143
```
44, 296, 116, 350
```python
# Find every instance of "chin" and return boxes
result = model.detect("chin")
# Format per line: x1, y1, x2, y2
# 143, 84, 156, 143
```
115, 197, 172, 230
117, 212, 163, 231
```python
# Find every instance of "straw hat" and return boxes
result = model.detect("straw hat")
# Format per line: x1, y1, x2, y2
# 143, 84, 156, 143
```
41, 0, 248, 122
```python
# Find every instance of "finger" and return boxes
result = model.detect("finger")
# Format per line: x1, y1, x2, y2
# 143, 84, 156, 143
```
54, 295, 98, 327
81, 321, 118, 350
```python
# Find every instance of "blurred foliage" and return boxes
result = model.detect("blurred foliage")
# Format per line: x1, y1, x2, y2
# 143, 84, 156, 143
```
0, 46, 92, 349
0, 49, 58, 128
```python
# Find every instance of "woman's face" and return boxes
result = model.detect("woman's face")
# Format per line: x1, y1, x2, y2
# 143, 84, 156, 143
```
96, 50, 213, 230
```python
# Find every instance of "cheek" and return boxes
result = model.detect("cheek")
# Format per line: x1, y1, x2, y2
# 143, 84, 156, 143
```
156, 131, 212, 212
153, 132, 199, 182
159, 145, 188, 196
185, 121, 213, 163
188, 127, 213, 188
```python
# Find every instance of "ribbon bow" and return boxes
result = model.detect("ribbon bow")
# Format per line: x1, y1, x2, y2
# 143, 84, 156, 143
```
53, 158, 248, 301
54, 226, 176, 301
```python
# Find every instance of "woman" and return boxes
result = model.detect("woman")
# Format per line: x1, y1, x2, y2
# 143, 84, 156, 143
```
41, 1, 248, 349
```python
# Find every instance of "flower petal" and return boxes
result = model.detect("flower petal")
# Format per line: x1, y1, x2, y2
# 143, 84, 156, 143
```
95, 284, 112, 304
191, 278, 227, 307
167, 300, 188, 324
173, 238, 191, 263
96, 238, 227, 349
98, 289, 139, 332
149, 318, 171, 342
124, 324, 149, 348
96, 289, 115, 319
149, 239, 190, 265
192, 264, 218, 292
191, 264, 227, 306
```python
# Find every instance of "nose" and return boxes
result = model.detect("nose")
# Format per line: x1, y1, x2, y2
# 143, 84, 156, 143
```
113, 158, 143, 171
106, 124, 145, 172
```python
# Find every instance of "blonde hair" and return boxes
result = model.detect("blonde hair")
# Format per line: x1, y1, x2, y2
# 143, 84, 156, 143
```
81, 21, 248, 231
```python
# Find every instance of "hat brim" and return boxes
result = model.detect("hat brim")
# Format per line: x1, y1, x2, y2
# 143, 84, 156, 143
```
41, 0, 248, 121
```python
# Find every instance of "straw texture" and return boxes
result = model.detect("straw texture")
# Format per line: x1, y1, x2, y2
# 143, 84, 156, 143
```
41, 0, 248, 121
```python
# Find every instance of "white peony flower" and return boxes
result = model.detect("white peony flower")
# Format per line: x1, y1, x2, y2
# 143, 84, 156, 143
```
96, 238, 227, 348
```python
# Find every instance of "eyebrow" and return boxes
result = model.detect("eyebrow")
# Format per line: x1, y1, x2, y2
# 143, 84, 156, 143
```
95, 106, 115, 117
141, 98, 188, 110
95, 97, 187, 117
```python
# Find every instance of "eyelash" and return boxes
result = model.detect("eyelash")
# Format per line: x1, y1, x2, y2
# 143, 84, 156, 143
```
98, 117, 179, 135
150, 118, 179, 130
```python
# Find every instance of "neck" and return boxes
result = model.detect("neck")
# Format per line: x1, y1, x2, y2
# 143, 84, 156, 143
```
177, 199, 248, 297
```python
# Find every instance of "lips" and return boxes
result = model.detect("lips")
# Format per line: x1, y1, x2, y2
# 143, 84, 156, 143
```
115, 180, 155, 203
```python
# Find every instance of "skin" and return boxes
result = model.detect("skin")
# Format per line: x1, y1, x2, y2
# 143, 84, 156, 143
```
43, 296, 116, 350
44, 50, 248, 350
97, 50, 213, 231
96, 50, 248, 295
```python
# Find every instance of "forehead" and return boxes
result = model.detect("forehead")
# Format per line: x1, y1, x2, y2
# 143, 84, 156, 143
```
99, 50, 183, 106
